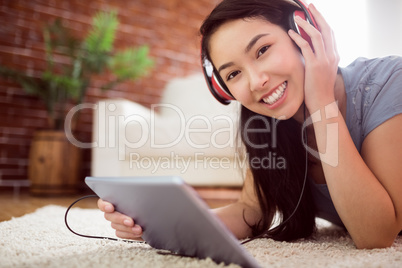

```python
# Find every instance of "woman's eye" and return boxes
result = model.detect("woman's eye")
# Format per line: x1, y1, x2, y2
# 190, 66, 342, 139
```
257, 45, 270, 58
227, 70, 240, 81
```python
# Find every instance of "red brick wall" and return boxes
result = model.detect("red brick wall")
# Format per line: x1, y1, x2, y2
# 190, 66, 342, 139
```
0, 0, 219, 184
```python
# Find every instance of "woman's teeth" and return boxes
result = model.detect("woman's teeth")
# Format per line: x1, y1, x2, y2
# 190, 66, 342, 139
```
262, 81, 287, 105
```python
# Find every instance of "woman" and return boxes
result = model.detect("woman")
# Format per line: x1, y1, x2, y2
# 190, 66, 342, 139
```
98, 0, 402, 249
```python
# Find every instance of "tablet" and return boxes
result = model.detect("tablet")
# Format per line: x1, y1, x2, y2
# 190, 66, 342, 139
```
85, 176, 260, 268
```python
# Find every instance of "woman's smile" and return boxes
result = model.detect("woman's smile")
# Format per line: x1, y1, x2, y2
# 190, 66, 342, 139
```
261, 81, 287, 106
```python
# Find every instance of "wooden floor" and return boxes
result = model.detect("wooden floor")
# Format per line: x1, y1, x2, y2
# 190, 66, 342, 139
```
0, 187, 241, 222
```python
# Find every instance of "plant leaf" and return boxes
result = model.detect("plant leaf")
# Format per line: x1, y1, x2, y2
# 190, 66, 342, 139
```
84, 11, 118, 54
109, 46, 154, 80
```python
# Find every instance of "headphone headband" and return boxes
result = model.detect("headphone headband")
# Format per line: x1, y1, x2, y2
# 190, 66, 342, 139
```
201, 0, 317, 105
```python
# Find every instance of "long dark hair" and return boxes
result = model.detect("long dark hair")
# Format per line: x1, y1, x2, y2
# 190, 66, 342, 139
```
200, 0, 316, 242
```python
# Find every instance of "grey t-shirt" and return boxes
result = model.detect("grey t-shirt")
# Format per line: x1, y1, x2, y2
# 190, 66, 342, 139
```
311, 56, 402, 226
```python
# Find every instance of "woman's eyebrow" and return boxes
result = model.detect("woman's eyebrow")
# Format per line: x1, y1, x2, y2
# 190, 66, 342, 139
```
245, 33, 270, 53
218, 62, 234, 73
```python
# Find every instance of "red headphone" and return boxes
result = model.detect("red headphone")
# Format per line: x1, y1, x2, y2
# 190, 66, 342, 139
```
201, 0, 318, 105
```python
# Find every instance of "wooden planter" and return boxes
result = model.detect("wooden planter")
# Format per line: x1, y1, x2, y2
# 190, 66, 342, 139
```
28, 130, 81, 195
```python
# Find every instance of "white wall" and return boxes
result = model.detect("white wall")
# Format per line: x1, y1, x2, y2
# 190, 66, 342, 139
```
314, 0, 402, 67
366, 0, 402, 59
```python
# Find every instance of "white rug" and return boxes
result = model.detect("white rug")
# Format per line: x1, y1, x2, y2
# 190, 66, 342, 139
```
0, 205, 401, 268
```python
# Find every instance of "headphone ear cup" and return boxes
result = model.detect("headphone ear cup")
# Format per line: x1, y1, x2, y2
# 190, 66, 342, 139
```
201, 55, 234, 105
211, 72, 235, 103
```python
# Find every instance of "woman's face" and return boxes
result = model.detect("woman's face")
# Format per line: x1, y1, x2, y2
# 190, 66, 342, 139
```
209, 17, 305, 119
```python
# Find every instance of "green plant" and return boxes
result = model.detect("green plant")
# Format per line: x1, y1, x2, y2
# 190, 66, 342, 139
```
0, 11, 154, 129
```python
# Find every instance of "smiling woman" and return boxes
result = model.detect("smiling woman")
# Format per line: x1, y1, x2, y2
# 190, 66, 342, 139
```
98, 0, 402, 249
198, 0, 402, 248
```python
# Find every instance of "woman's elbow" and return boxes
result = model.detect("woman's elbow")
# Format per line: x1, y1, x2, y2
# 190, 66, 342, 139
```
354, 235, 395, 249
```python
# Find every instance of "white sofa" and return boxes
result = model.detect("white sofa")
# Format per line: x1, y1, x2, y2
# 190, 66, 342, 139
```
91, 73, 245, 186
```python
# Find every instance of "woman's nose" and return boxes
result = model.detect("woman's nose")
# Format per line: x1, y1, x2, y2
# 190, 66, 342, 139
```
249, 66, 269, 92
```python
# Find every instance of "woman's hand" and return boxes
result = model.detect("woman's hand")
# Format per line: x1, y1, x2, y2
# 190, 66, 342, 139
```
97, 199, 143, 240
288, 3, 340, 113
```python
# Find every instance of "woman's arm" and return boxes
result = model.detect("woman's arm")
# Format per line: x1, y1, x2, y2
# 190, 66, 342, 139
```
212, 169, 262, 239
312, 105, 402, 249
291, 4, 402, 249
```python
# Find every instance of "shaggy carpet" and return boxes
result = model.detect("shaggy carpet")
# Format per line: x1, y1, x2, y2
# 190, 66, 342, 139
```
0, 205, 401, 268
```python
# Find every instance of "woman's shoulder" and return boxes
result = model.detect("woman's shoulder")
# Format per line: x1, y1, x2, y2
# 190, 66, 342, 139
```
346, 55, 402, 68
343, 56, 402, 151
341, 56, 402, 92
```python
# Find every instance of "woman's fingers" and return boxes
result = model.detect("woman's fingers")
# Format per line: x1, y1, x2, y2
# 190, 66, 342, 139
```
98, 198, 144, 239
97, 199, 114, 213
289, 4, 338, 61
104, 210, 144, 239
115, 230, 144, 241
104, 210, 133, 226
111, 222, 143, 237
308, 4, 339, 63
293, 14, 325, 59
99, 199, 133, 228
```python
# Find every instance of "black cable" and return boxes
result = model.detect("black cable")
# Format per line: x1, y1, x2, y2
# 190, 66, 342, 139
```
241, 105, 309, 245
64, 194, 145, 244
